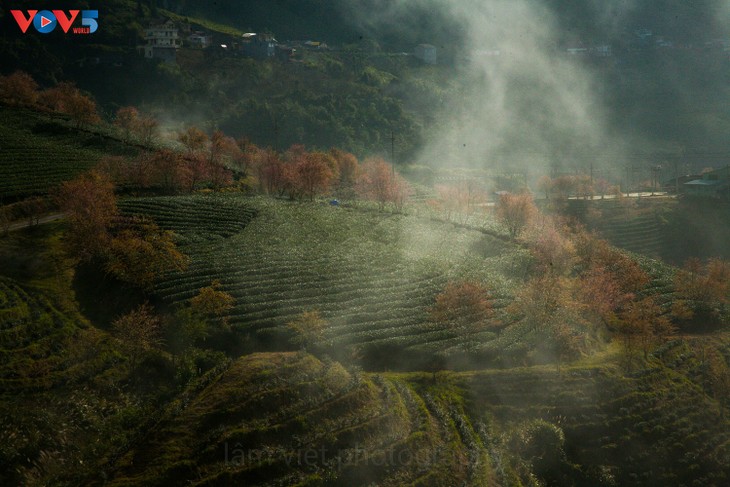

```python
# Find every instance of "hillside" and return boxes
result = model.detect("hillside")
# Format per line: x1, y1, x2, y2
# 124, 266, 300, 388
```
103, 342, 730, 486
117, 194, 535, 368
107, 352, 495, 486
3, 1, 730, 165
0, 224, 173, 486
0, 106, 139, 200
1, 188, 729, 485
2, 2, 730, 485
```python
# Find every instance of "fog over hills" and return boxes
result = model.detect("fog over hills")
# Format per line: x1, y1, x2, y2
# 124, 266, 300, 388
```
2, 0, 730, 170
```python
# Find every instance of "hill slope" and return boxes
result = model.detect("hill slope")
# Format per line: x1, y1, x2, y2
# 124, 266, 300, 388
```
0, 106, 138, 200
107, 352, 496, 486
119, 194, 532, 368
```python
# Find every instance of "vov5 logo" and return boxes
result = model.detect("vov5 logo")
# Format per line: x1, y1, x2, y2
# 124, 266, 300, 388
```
10, 10, 98, 34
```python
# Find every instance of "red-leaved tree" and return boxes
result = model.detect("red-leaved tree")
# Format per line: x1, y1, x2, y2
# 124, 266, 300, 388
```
431, 281, 498, 335
292, 152, 334, 201
356, 157, 411, 210
496, 192, 538, 238
0, 71, 39, 106
55, 170, 117, 260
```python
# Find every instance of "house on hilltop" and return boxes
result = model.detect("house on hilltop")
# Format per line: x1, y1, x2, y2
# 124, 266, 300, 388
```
241, 33, 277, 59
684, 167, 730, 199
140, 20, 180, 63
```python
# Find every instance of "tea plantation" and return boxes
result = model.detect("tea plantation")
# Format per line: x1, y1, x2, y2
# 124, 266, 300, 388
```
0, 107, 137, 200
119, 194, 532, 366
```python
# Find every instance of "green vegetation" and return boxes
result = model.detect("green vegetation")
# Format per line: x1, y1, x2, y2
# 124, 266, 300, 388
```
0, 226, 154, 486
467, 337, 730, 486
2, 3, 730, 484
0, 107, 137, 200
106, 352, 496, 486
2, 187, 730, 485
119, 194, 530, 366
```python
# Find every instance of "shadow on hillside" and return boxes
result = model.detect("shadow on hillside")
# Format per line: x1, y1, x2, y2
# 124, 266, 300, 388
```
73, 263, 147, 328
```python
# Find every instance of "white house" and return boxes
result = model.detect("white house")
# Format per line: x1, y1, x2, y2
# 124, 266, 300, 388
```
142, 21, 181, 63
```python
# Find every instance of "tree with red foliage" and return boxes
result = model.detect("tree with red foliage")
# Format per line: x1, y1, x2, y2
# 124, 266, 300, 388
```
209, 130, 240, 166
134, 114, 159, 146
183, 155, 210, 192
284, 144, 308, 162
235, 137, 258, 177
114, 106, 140, 142
178, 126, 208, 156
96, 155, 128, 184
577, 263, 645, 328
112, 303, 162, 367
329, 148, 359, 190
496, 192, 537, 238
113, 106, 157, 145
431, 281, 498, 335
105, 219, 188, 291
618, 296, 675, 363
39, 82, 100, 129
524, 214, 576, 275
575, 175, 594, 200
594, 178, 613, 199
0, 71, 39, 106
189, 280, 235, 327
55, 170, 117, 260
258, 149, 286, 195
292, 152, 334, 201
149, 149, 188, 193
551, 176, 576, 199
537, 175, 553, 200
511, 275, 587, 369
287, 310, 328, 349
209, 160, 233, 190
511, 275, 583, 333
573, 229, 649, 295
432, 184, 465, 222
673, 257, 730, 325
356, 158, 392, 209
356, 157, 411, 211
122, 152, 156, 188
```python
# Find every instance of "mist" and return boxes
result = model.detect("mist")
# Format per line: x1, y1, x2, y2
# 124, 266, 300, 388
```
338, 0, 616, 178
339, 0, 730, 180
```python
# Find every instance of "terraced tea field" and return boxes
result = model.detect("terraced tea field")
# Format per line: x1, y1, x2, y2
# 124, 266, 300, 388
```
107, 352, 496, 486
0, 107, 137, 199
467, 353, 730, 486
119, 195, 531, 364
106, 345, 730, 486
0, 275, 146, 486
0, 276, 107, 392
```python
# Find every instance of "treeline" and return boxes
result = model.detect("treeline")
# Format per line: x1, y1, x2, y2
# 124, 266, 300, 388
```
491, 192, 729, 367
0, 70, 413, 207
105, 113, 412, 208
415, 187, 730, 369
0, 71, 100, 129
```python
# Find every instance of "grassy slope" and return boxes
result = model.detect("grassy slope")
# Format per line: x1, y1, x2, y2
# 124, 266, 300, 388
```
120, 194, 690, 367
464, 337, 730, 486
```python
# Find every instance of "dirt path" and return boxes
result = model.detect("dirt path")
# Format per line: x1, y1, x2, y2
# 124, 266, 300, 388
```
5, 213, 65, 233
